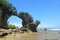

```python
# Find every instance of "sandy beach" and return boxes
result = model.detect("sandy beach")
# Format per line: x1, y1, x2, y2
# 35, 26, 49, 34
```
0, 30, 60, 40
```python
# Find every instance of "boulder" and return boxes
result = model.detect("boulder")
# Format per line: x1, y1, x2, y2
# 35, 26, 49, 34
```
20, 27, 28, 32
0, 32, 8, 37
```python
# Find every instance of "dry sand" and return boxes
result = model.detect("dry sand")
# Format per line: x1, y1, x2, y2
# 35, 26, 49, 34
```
0, 30, 60, 40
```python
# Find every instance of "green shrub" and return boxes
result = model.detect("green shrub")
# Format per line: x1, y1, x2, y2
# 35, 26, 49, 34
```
8, 24, 16, 29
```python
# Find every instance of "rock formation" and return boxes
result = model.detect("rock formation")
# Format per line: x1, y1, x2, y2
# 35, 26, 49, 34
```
18, 12, 40, 32
18, 12, 33, 28
0, 0, 40, 32
29, 20, 40, 32
0, 0, 18, 28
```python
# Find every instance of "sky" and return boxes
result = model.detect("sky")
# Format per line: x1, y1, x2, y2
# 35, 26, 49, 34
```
7, 0, 60, 29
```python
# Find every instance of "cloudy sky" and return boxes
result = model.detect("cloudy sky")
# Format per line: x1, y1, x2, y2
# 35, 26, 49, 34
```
8, 0, 60, 29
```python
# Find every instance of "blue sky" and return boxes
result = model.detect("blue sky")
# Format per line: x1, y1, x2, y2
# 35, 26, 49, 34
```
8, 0, 60, 29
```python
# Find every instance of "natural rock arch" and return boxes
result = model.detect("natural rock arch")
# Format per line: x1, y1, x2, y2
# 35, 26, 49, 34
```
0, 0, 40, 32
7, 15, 22, 25
8, 15, 22, 21
0, 8, 18, 28
0, 0, 18, 28
0, 9, 40, 32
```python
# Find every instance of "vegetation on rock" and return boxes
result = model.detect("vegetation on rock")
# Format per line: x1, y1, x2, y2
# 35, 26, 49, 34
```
0, 0, 17, 28
18, 12, 40, 32
0, 0, 40, 32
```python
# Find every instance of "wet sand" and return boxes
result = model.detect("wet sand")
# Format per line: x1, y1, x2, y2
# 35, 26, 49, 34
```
0, 30, 60, 40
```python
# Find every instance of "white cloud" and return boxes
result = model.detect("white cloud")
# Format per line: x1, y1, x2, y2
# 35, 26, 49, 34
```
14, 23, 22, 28
49, 28, 60, 30
37, 23, 55, 29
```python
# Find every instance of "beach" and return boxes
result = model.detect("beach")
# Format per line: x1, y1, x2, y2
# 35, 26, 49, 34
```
0, 30, 60, 40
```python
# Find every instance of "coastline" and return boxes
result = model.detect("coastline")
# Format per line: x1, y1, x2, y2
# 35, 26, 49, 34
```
0, 30, 60, 40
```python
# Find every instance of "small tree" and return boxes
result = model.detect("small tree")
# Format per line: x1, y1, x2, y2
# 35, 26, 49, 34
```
8, 24, 16, 29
